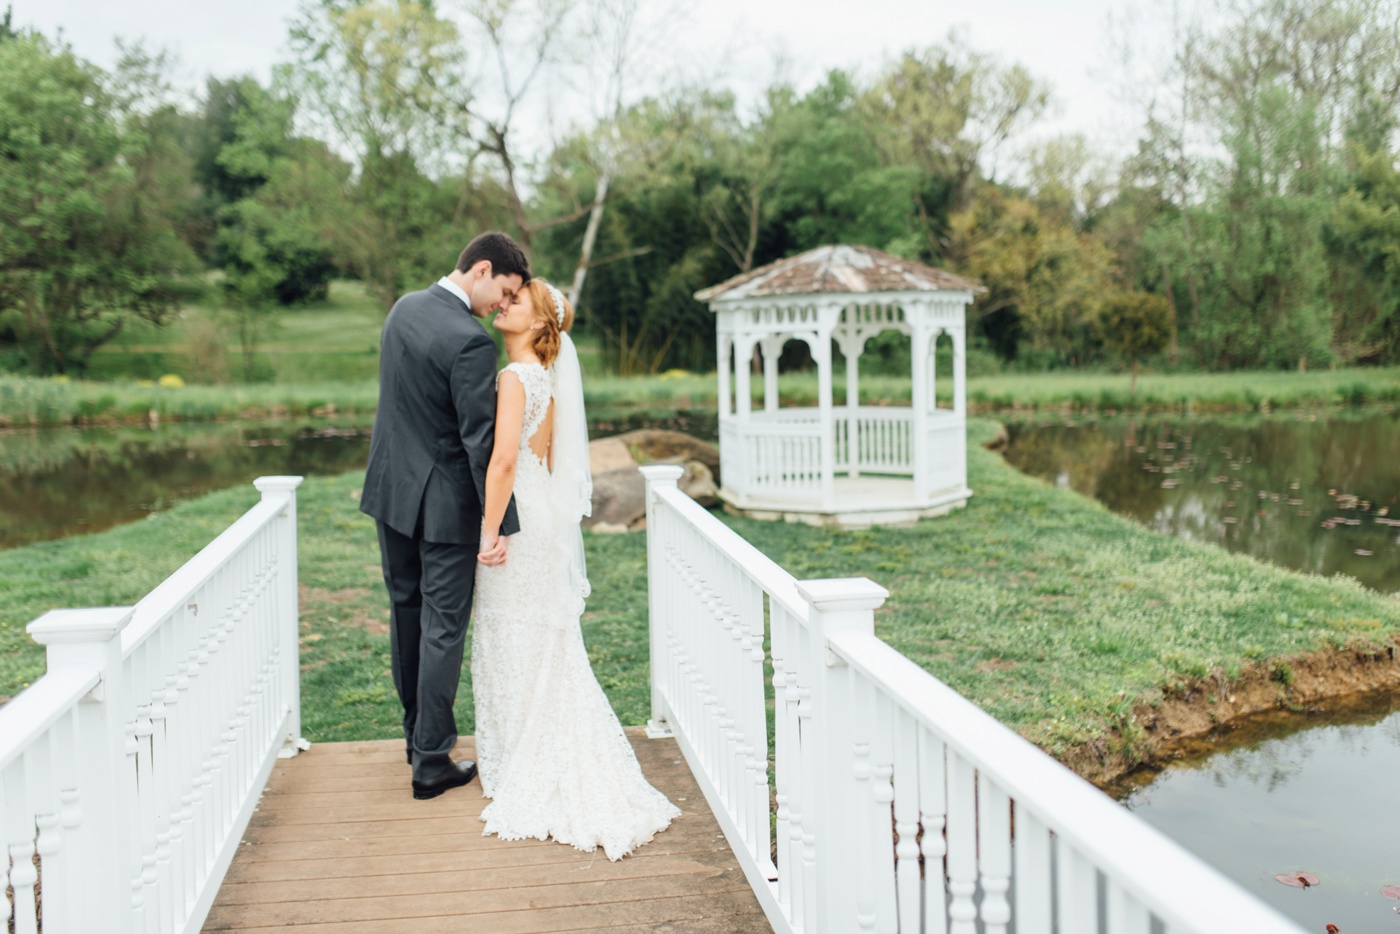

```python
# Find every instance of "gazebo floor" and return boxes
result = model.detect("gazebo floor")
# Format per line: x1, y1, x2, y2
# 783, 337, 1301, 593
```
202, 728, 770, 933
722, 477, 971, 528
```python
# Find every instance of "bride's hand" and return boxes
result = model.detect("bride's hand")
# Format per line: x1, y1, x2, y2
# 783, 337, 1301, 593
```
478, 532, 509, 566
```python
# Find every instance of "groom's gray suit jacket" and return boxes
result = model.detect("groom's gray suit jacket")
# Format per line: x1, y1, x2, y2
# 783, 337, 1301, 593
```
359, 283, 520, 542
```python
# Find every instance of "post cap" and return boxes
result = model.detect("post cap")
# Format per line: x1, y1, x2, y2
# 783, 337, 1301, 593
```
795, 578, 889, 613
28, 607, 134, 645
253, 476, 304, 494
638, 465, 685, 483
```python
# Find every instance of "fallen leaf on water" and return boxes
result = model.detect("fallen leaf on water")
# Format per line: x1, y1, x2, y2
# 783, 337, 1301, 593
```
1381, 884, 1400, 899
1275, 872, 1321, 888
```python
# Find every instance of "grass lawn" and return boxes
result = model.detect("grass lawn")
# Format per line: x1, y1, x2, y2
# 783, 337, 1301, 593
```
3, 419, 1395, 770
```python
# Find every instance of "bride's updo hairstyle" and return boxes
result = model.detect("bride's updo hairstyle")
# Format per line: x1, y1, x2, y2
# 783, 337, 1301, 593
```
526, 279, 575, 368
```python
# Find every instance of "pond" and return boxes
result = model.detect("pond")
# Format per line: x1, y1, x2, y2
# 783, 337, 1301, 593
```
1105, 691, 1400, 933
1003, 409, 1400, 593
0, 411, 720, 550
0, 420, 376, 549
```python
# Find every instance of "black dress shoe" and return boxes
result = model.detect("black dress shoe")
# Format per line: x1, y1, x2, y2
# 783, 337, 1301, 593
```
411, 759, 477, 800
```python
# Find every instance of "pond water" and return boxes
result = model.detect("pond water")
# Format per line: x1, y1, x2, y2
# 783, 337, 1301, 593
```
1003, 409, 1400, 593
0, 420, 376, 549
0, 411, 720, 550
1105, 691, 1400, 933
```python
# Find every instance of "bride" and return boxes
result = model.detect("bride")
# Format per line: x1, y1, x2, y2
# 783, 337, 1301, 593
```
471, 279, 680, 860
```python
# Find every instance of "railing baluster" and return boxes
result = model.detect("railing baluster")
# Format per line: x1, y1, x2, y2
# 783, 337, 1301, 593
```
892, 706, 921, 932
1013, 808, 1053, 934
918, 727, 949, 933
1056, 837, 1097, 932
870, 691, 897, 933
946, 751, 978, 934
1107, 880, 1152, 934
4, 762, 39, 934
978, 778, 1012, 933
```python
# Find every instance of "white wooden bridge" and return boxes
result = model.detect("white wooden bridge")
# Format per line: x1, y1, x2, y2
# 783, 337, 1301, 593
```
1, 473, 1306, 933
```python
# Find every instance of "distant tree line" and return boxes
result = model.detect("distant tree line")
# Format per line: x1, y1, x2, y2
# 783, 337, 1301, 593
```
2, 0, 1399, 377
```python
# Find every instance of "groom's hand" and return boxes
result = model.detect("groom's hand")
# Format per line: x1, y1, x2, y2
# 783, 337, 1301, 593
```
478, 532, 509, 566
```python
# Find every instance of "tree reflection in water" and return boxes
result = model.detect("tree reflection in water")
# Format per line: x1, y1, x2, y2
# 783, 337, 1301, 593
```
1004, 410, 1400, 593
0, 420, 374, 549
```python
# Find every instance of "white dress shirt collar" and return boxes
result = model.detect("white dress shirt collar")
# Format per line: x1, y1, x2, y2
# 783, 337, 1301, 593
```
436, 275, 471, 310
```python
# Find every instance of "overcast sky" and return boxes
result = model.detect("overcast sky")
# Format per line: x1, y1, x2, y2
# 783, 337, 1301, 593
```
14, 0, 1153, 161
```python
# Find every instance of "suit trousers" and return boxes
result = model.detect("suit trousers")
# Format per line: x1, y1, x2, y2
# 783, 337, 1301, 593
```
376, 520, 477, 784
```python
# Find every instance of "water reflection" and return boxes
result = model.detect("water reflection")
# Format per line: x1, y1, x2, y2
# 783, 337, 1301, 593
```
1108, 692, 1400, 933
0, 420, 374, 549
1004, 410, 1400, 592
0, 411, 721, 550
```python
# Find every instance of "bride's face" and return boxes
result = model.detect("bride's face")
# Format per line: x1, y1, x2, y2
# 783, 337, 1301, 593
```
492, 287, 543, 335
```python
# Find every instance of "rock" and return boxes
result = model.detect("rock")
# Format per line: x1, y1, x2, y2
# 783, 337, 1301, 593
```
654, 457, 719, 508
610, 429, 720, 485
585, 466, 647, 530
589, 437, 638, 475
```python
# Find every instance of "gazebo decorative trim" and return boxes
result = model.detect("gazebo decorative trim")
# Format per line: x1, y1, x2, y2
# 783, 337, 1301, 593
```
697, 245, 984, 528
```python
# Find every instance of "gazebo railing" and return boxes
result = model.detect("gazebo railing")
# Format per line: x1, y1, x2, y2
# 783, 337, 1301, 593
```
722, 407, 968, 501
640, 465, 1306, 934
0, 477, 305, 934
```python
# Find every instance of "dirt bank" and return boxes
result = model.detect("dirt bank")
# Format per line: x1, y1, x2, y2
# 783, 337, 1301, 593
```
1064, 635, 1400, 786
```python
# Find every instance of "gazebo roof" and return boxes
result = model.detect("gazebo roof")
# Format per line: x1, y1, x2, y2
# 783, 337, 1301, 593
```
695, 244, 984, 303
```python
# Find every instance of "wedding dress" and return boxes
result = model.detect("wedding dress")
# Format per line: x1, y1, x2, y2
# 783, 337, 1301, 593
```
471, 356, 680, 860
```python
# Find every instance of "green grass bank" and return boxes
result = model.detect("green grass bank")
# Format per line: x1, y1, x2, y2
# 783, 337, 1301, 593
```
3, 419, 1396, 778
5, 366, 1399, 429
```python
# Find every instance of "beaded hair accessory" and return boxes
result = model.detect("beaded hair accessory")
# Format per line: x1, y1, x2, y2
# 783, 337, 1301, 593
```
544, 282, 567, 327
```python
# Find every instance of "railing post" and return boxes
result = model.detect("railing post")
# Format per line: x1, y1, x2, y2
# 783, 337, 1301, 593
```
641, 465, 685, 739
253, 476, 308, 758
795, 577, 889, 934
28, 607, 136, 934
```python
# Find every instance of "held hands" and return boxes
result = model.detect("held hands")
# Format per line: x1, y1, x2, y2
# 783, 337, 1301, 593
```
478, 531, 509, 567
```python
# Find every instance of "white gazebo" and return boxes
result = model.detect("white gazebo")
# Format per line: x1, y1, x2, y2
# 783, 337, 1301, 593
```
696, 244, 983, 527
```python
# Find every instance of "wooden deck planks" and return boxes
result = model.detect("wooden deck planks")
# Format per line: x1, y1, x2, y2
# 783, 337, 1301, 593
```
202, 728, 771, 933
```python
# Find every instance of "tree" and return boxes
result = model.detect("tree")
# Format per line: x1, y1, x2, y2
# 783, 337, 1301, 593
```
453, 0, 572, 247
0, 34, 196, 374
285, 0, 471, 308
1327, 126, 1400, 362
947, 184, 1117, 365
212, 82, 345, 379
860, 40, 1051, 259
1100, 291, 1172, 393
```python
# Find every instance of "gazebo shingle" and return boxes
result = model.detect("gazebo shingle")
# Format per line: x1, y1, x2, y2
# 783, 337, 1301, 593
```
694, 244, 984, 302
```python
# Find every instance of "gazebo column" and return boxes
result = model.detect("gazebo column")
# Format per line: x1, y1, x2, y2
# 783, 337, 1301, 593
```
816, 328, 835, 510
717, 332, 733, 419
835, 326, 862, 479
953, 322, 967, 417
734, 334, 755, 422
910, 314, 932, 502
760, 336, 783, 413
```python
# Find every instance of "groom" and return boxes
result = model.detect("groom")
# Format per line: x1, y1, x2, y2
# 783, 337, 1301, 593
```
360, 232, 528, 799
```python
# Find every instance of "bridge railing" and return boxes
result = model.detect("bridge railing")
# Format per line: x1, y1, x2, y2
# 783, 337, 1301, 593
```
0, 476, 305, 934
640, 465, 1304, 934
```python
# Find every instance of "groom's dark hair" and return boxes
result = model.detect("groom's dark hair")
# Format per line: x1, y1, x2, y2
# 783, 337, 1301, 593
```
457, 232, 531, 282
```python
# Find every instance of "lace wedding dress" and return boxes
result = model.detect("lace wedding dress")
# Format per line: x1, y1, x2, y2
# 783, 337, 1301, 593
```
471, 361, 680, 860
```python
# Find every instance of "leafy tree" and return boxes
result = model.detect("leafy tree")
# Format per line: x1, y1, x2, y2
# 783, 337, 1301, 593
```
1100, 291, 1172, 393
860, 40, 1050, 257
1327, 131, 1400, 362
948, 185, 1117, 365
0, 34, 196, 374
285, 0, 471, 308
